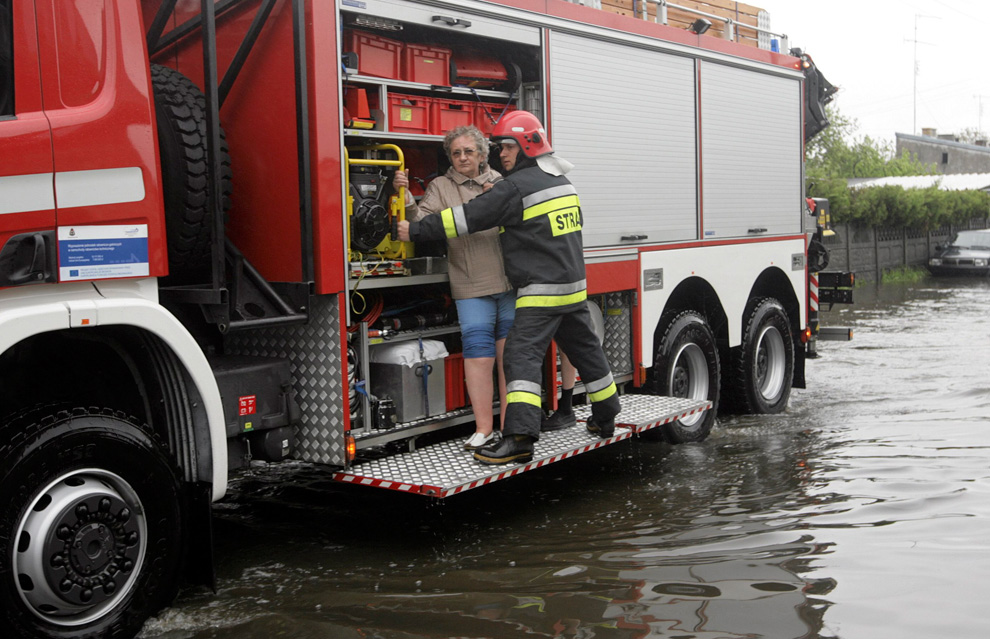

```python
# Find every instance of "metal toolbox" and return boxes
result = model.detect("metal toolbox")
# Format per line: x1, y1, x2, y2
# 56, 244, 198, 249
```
370, 358, 446, 423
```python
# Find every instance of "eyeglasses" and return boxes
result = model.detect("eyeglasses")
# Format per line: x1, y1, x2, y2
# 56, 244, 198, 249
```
450, 148, 478, 159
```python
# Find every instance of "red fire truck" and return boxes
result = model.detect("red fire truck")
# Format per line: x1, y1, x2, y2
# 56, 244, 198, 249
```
0, 0, 848, 636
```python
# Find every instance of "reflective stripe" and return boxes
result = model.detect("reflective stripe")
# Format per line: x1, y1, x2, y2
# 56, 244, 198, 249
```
507, 379, 542, 395
517, 280, 587, 298
507, 390, 542, 407
452, 205, 469, 236
440, 205, 469, 238
523, 194, 580, 221
1, 167, 146, 215
441, 208, 457, 238
516, 289, 587, 309
522, 184, 577, 209
55, 167, 145, 208
0, 172, 55, 215
588, 382, 617, 403
585, 373, 614, 395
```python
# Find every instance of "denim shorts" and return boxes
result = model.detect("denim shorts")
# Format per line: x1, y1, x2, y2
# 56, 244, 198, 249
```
455, 291, 516, 358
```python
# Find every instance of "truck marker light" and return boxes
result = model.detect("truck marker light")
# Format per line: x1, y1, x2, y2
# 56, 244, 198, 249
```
801, 327, 812, 343
346, 435, 357, 461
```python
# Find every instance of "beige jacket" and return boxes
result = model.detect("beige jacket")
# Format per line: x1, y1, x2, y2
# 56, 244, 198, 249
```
406, 166, 512, 300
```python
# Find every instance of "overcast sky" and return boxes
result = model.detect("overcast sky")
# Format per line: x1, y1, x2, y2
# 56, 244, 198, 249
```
757, 0, 990, 146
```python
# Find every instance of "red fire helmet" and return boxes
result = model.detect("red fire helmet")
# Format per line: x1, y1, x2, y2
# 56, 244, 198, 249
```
490, 110, 553, 158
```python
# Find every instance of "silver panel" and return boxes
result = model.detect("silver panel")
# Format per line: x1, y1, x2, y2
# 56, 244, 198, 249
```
342, 0, 541, 45
700, 62, 802, 239
549, 31, 698, 248
225, 294, 347, 466
335, 395, 709, 497
603, 292, 632, 376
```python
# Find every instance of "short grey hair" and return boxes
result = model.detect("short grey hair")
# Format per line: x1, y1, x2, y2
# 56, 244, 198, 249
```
443, 125, 490, 164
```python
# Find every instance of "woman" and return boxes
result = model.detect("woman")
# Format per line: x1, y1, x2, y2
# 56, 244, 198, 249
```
393, 125, 514, 450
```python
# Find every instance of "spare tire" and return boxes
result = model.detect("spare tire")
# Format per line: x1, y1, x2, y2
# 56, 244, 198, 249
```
150, 64, 232, 283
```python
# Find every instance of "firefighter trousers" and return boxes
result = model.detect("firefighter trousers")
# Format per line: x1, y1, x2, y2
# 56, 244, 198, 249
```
502, 302, 621, 440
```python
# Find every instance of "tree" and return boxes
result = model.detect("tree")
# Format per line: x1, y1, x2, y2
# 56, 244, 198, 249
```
956, 127, 990, 145
806, 104, 934, 181
804, 105, 987, 228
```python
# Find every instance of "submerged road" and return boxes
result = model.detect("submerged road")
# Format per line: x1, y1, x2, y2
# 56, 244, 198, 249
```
141, 276, 990, 639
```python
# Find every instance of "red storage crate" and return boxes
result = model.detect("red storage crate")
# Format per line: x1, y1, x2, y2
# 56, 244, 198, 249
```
431, 98, 474, 135
476, 102, 517, 135
389, 94, 431, 134
444, 352, 468, 410
450, 51, 509, 88
402, 43, 452, 85
342, 29, 402, 79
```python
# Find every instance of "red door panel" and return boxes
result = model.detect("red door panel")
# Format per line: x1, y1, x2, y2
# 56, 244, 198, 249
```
0, 0, 56, 287
34, 0, 167, 281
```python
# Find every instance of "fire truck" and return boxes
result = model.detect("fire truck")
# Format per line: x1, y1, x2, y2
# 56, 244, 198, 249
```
0, 0, 848, 636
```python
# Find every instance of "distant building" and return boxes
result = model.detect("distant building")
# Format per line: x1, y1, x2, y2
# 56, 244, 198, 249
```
896, 130, 990, 175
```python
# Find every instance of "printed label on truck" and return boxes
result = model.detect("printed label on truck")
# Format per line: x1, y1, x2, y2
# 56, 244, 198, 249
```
58, 224, 149, 282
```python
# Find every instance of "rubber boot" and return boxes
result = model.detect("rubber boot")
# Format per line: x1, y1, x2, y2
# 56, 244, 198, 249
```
473, 434, 534, 465
585, 416, 615, 438
541, 410, 576, 432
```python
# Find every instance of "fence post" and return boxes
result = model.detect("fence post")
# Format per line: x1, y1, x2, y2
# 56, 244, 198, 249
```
874, 227, 881, 282
902, 228, 908, 267
845, 224, 852, 273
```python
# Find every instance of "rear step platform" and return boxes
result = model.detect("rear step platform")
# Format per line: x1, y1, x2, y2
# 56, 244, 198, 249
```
334, 395, 710, 497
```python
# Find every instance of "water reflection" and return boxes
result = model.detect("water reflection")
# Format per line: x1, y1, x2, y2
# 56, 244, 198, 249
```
141, 277, 990, 639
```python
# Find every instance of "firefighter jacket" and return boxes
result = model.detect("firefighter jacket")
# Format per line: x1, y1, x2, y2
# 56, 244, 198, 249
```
409, 164, 587, 308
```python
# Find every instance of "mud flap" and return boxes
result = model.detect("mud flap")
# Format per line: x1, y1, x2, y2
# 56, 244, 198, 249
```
793, 341, 806, 389
184, 481, 216, 591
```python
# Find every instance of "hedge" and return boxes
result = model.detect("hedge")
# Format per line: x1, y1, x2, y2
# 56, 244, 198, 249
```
807, 180, 990, 228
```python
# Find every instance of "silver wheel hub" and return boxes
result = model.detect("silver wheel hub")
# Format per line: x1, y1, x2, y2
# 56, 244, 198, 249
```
669, 342, 708, 427
13, 470, 146, 626
754, 325, 786, 402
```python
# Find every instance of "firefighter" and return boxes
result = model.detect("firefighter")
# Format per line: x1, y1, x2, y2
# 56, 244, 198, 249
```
398, 110, 620, 465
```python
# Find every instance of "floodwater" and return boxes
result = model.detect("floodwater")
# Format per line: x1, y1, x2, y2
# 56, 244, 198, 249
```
140, 276, 990, 639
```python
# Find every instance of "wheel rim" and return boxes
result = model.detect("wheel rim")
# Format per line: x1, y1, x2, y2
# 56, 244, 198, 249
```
668, 342, 709, 427
754, 325, 786, 402
13, 469, 147, 627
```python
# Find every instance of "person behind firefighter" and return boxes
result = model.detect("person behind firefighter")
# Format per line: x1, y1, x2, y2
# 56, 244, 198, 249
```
398, 111, 621, 465
393, 125, 513, 452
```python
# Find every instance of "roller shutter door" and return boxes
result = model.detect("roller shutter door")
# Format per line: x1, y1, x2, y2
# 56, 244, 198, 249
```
700, 62, 802, 239
549, 31, 698, 248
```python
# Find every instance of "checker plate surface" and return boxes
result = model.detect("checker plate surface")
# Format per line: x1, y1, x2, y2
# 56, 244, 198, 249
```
334, 395, 709, 497
225, 294, 346, 465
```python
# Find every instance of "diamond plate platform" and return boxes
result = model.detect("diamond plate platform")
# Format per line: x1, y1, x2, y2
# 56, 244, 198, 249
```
334, 395, 710, 498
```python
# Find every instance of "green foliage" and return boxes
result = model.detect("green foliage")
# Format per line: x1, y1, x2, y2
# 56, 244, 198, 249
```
881, 266, 928, 284
806, 104, 989, 228
838, 184, 990, 228
806, 104, 935, 180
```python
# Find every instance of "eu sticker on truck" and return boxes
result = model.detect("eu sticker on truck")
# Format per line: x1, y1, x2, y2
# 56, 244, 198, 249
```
57, 224, 149, 282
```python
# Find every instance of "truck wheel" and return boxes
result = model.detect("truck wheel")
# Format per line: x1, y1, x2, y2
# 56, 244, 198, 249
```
0, 407, 185, 639
652, 310, 719, 443
730, 297, 794, 414
150, 64, 232, 283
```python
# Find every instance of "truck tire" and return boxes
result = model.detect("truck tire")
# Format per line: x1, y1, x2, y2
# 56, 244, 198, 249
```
729, 297, 794, 414
651, 310, 719, 443
150, 64, 232, 283
0, 407, 185, 639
